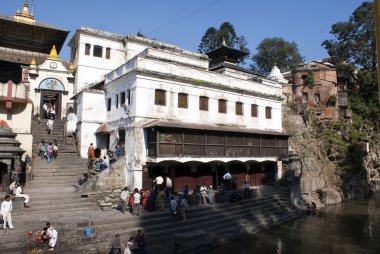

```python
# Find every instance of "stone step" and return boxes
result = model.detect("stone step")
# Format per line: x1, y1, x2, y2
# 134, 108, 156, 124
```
32, 172, 87, 177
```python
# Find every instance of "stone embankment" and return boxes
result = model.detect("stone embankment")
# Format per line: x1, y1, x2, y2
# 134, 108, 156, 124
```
282, 105, 380, 207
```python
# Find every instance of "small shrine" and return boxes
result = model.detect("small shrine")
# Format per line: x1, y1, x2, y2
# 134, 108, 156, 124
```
0, 120, 25, 191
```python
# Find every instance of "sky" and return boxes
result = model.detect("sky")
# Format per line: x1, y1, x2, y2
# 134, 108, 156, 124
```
1, 0, 368, 64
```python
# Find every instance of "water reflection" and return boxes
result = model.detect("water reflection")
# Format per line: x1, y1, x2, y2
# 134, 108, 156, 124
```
205, 194, 380, 254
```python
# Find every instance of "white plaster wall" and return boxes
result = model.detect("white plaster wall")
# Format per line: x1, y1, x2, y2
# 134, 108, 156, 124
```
0, 102, 32, 157
28, 59, 74, 119
77, 122, 101, 158
16, 133, 33, 157
75, 90, 107, 157
72, 33, 126, 92
134, 76, 282, 131
0, 102, 32, 134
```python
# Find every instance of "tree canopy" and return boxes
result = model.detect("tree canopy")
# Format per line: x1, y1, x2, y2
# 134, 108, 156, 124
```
198, 22, 249, 58
250, 37, 304, 75
322, 1, 379, 119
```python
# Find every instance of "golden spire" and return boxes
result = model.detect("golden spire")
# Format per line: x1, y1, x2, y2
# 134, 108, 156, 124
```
49, 45, 58, 59
69, 63, 75, 70
30, 58, 36, 65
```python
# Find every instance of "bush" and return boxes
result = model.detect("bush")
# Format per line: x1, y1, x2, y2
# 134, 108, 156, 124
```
327, 95, 336, 107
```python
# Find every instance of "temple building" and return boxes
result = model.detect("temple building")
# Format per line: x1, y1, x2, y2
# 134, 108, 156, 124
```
70, 28, 289, 191
0, 1, 73, 157
281, 60, 353, 119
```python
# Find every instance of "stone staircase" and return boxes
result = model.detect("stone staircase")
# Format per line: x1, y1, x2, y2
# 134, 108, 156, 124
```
2, 186, 301, 254
0, 118, 303, 253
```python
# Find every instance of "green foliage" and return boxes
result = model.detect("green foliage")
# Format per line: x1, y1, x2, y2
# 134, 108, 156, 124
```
322, 2, 376, 71
198, 22, 250, 62
304, 71, 314, 88
251, 37, 304, 74
344, 144, 367, 172
327, 95, 337, 107
322, 1, 379, 120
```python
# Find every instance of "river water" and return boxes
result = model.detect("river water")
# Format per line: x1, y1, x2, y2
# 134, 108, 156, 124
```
208, 193, 380, 254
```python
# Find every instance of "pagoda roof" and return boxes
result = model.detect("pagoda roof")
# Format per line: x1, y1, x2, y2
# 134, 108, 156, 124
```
206, 44, 249, 66
0, 14, 69, 54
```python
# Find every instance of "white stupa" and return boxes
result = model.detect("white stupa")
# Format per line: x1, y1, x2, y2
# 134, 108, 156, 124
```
268, 65, 288, 84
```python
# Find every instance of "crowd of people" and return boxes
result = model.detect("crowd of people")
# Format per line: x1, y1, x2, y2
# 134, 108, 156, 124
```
110, 229, 145, 254
42, 102, 56, 120
37, 139, 59, 163
87, 143, 125, 172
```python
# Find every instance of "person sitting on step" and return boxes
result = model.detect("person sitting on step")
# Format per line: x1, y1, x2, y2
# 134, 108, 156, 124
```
95, 155, 110, 171
15, 184, 31, 208
46, 222, 58, 251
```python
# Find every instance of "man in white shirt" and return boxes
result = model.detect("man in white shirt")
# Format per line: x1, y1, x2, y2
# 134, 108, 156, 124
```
223, 171, 232, 190
155, 175, 164, 191
120, 187, 130, 214
133, 189, 141, 216
15, 185, 31, 208
47, 117, 54, 134
200, 184, 208, 205
165, 176, 173, 200
1, 195, 13, 230
46, 222, 58, 251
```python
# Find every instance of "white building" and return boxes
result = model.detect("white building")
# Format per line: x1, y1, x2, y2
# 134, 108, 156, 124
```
70, 28, 289, 191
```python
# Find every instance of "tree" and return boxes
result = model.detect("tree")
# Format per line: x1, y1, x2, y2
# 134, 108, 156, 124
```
322, 1, 379, 119
198, 22, 249, 61
251, 37, 304, 75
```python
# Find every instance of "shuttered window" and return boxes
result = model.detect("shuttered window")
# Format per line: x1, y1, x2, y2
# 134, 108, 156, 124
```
218, 99, 227, 113
251, 104, 258, 117
155, 89, 166, 106
265, 107, 272, 119
236, 102, 243, 115
178, 93, 188, 108
199, 96, 208, 111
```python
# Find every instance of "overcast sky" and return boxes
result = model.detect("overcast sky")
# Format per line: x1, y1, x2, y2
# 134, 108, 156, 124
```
2, 0, 367, 63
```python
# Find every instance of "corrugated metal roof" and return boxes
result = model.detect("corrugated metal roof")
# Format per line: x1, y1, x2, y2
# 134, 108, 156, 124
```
96, 123, 111, 134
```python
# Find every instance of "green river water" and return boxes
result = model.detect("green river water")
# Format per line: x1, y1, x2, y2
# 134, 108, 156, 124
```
208, 193, 380, 254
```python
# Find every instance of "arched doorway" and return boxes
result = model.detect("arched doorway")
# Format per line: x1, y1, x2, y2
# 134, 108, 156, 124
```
38, 78, 65, 119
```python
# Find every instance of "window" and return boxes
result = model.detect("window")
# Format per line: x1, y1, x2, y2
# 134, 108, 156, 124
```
314, 93, 320, 105
251, 104, 258, 117
127, 89, 131, 105
178, 93, 188, 108
302, 92, 308, 102
218, 99, 227, 113
155, 89, 166, 105
120, 92, 126, 105
93, 45, 103, 58
265, 107, 272, 119
199, 96, 209, 111
236, 102, 243, 115
106, 47, 111, 59
115, 94, 119, 108
107, 98, 112, 111
85, 43, 91, 55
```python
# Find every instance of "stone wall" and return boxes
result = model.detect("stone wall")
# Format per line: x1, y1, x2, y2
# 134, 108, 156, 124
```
282, 106, 379, 207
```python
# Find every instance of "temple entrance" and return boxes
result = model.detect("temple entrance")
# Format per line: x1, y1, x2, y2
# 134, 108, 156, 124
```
40, 90, 62, 119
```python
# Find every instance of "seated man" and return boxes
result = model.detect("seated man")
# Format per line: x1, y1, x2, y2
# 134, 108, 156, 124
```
15, 184, 31, 208
96, 156, 109, 171
46, 222, 58, 251
114, 145, 124, 158
78, 173, 88, 185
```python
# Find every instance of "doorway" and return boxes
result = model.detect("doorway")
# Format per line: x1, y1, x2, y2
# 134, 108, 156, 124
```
40, 90, 62, 119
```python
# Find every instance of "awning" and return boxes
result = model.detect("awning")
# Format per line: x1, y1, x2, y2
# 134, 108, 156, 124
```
141, 120, 290, 137
96, 123, 111, 134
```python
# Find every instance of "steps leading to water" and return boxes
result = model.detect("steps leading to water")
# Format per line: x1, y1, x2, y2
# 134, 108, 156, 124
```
0, 117, 302, 254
